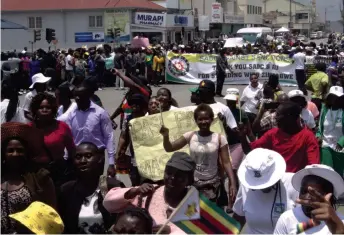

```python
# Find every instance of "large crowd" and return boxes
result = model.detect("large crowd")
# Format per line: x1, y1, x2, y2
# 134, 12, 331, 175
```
1, 35, 344, 234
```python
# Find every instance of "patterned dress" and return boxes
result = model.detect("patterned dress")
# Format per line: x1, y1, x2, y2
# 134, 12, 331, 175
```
1, 185, 33, 233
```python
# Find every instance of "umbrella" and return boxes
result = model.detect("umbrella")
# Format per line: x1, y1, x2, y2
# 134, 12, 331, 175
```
276, 27, 289, 33
1, 19, 28, 30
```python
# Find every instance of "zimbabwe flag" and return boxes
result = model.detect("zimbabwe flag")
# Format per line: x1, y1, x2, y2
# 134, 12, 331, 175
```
174, 194, 241, 234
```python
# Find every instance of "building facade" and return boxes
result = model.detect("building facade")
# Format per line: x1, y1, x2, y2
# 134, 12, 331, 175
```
2, 0, 196, 50
263, 0, 314, 35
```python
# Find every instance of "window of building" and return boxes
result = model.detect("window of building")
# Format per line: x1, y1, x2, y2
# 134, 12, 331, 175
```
28, 16, 42, 29
247, 5, 250, 14
89, 15, 103, 28
255, 6, 258, 14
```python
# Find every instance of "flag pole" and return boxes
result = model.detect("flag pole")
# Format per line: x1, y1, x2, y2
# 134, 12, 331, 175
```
156, 187, 197, 234
238, 95, 242, 123
159, 102, 165, 126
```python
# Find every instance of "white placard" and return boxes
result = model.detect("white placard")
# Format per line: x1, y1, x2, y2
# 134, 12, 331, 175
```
198, 15, 210, 31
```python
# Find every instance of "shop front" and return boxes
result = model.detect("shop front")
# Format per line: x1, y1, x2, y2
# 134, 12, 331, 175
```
131, 12, 194, 44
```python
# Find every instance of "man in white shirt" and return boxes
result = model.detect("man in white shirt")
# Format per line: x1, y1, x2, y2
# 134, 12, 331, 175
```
65, 48, 74, 82
190, 80, 237, 130
293, 47, 308, 95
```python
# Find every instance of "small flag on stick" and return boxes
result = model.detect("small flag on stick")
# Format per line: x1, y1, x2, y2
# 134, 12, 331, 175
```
173, 194, 241, 234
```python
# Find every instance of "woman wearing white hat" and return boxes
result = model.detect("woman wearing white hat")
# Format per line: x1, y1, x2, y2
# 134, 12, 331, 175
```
288, 90, 316, 130
316, 86, 344, 176
233, 148, 299, 234
274, 164, 344, 234
21, 73, 51, 120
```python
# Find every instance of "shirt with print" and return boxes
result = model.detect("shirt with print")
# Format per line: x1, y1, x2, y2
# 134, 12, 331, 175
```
241, 83, 264, 114
183, 131, 228, 181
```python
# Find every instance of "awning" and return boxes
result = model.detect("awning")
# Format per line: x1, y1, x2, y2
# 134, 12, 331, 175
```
1, 19, 28, 29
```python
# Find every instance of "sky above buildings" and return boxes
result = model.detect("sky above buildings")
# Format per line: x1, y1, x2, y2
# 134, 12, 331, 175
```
298, 0, 342, 21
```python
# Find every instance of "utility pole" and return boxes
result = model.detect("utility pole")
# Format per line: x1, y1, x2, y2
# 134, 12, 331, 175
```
289, 0, 292, 29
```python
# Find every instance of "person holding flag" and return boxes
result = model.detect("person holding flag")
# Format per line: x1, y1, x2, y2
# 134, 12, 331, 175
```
103, 152, 197, 234
274, 164, 344, 234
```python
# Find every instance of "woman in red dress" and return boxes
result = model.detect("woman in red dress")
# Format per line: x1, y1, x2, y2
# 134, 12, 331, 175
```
29, 92, 76, 187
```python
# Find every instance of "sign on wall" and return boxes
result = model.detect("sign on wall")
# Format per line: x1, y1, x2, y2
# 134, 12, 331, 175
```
75, 32, 104, 43
104, 10, 130, 43
134, 13, 166, 27
198, 15, 210, 31
211, 3, 223, 23
224, 14, 244, 24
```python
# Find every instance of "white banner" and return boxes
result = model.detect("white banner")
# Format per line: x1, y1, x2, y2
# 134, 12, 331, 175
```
166, 52, 298, 86
134, 12, 166, 27
211, 3, 223, 23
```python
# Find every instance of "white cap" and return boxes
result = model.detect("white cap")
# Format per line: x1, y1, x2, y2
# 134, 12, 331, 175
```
328, 86, 344, 97
29, 73, 51, 89
224, 94, 238, 101
238, 148, 286, 190
226, 88, 240, 96
288, 90, 306, 99
292, 164, 344, 198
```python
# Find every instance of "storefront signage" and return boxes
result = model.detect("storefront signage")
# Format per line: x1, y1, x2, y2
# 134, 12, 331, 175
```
135, 13, 166, 27
224, 13, 244, 24
75, 32, 104, 43
211, 3, 223, 23
174, 15, 188, 26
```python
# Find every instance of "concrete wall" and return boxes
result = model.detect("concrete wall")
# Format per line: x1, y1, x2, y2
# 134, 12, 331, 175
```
238, 0, 263, 25
1, 10, 107, 51
264, 0, 305, 14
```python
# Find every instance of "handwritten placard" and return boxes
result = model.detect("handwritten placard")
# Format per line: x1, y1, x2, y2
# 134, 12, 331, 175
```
129, 106, 225, 181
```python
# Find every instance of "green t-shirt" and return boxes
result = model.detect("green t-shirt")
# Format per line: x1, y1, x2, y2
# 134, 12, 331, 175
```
145, 55, 153, 67
305, 71, 329, 99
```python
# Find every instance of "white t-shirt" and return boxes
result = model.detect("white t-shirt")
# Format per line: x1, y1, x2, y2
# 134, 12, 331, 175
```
183, 131, 228, 181
65, 54, 74, 71
301, 108, 316, 129
209, 102, 237, 129
57, 102, 78, 123
274, 206, 344, 235
78, 190, 105, 234
0, 99, 29, 123
293, 52, 306, 70
305, 55, 315, 65
233, 173, 298, 234
241, 83, 264, 114
22, 90, 37, 112
322, 109, 343, 150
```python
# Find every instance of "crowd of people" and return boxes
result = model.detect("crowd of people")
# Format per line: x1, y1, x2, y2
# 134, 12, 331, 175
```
1, 37, 344, 234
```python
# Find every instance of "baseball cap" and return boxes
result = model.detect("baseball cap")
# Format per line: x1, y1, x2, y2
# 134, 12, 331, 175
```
327, 86, 344, 97
166, 152, 196, 172
189, 80, 215, 94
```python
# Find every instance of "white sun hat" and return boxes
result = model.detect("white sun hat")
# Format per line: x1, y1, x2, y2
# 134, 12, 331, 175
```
292, 164, 344, 198
238, 148, 286, 190
288, 89, 306, 99
224, 88, 240, 101
29, 73, 51, 89
327, 86, 344, 98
